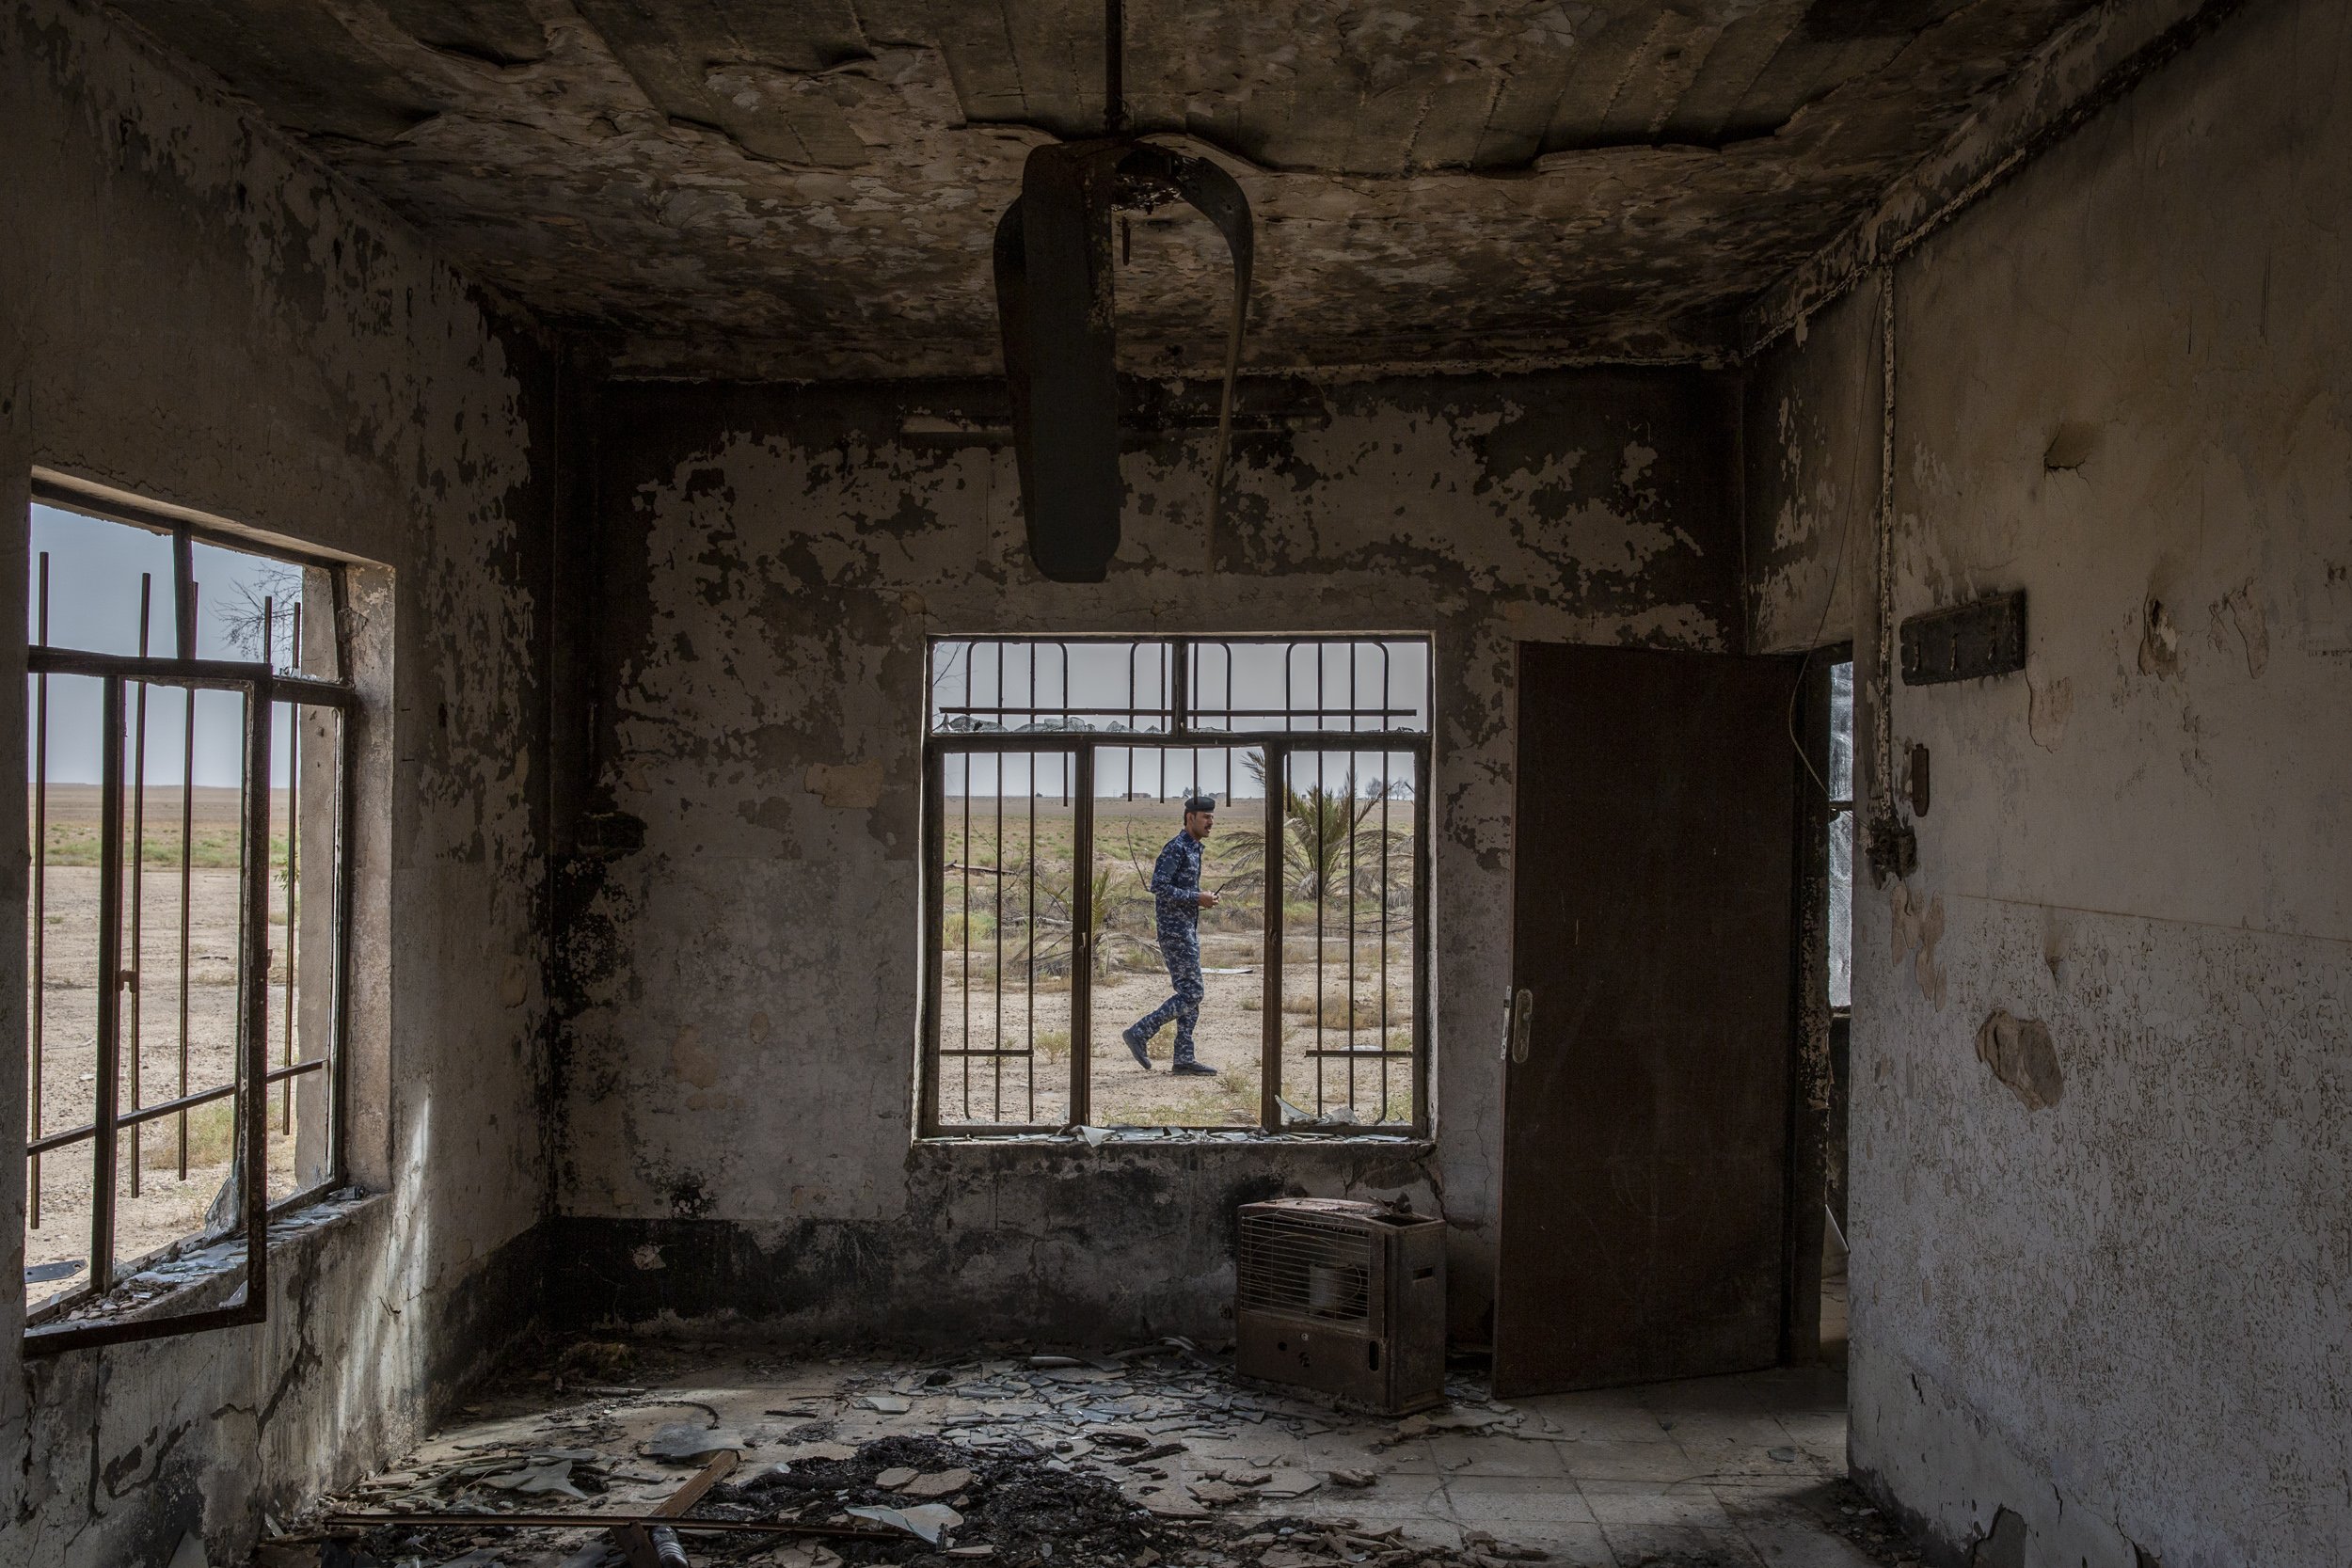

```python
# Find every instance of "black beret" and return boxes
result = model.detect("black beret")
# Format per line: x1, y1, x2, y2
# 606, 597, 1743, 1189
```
1184, 795, 1217, 813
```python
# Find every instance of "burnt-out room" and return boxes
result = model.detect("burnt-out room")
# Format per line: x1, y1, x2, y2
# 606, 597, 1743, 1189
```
2, 1, 2346, 1565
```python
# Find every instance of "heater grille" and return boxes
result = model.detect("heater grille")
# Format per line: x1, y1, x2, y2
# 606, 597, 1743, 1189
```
1237, 1210, 1376, 1326
1233, 1196, 1444, 1414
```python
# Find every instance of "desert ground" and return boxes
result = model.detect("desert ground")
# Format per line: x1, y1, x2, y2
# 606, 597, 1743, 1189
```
936, 794, 1418, 1132
22, 784, 316, 1307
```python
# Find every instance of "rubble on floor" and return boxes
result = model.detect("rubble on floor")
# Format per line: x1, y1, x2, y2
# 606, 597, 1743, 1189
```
250, 1340, 1904, 1568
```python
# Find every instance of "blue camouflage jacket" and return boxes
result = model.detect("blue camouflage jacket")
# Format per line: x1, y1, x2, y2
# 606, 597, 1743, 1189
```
1149, 832, 1206, 929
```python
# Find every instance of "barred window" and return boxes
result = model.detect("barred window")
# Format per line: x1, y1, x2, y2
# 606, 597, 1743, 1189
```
920, 637, 1431, 1138
23, 484, 358, 1353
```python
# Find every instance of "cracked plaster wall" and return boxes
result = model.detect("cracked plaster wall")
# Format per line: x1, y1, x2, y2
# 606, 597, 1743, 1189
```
1744, 274, 1878, 658
0, 3, 556, 1563
554, 367, 1740, 1347
1748, 2, 2352, 1561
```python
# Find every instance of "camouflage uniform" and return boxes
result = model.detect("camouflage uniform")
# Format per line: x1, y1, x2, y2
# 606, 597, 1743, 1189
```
1130, 831, 1207, 1066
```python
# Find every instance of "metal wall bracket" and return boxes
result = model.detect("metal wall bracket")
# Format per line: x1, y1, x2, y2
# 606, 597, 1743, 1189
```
1899, 591, 2026, 685
1865, 810, 1917, 886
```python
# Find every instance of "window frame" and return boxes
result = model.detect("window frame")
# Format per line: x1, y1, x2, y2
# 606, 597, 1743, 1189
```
21, 480, 360, 1354
917, 634, 1433, 1142
1824, 654, 1854, 1020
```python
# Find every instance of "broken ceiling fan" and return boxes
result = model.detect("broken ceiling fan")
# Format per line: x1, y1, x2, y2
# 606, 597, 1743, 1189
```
994, 0, 1253, 583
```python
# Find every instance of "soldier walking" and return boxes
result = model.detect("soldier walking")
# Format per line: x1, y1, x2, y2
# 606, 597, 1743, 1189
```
1122, 795, 1220, 1075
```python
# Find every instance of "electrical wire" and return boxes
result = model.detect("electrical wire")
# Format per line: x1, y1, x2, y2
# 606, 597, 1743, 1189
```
1780, 274, 1877, 801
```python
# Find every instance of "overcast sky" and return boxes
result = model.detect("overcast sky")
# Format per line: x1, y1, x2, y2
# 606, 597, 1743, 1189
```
27, 502, 313, 788
932, 636, 1428, 803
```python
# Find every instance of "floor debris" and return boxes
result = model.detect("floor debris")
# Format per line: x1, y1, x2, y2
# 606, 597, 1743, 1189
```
644, 1425, 747, 1464
264, 1340, 1898, 1567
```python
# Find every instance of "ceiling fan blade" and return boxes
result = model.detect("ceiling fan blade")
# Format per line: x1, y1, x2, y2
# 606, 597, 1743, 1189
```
1013, 141, 1127, 582
1128, 145, 1255, 534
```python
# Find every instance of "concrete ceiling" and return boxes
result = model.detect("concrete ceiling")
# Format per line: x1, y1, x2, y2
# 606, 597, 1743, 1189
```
108, 0, 2100, 379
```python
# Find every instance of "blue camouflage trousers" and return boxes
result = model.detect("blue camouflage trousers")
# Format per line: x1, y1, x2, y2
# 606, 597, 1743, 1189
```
1132, 918, 1205, 1065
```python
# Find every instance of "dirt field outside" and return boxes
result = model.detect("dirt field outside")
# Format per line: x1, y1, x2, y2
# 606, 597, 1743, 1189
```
22, 784, 314, 1310
936, 791, 1418, 1131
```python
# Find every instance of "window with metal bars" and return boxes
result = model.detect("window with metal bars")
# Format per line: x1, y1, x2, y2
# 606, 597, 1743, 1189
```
1826, 659, 1854, 1012
21, 484, 357, 1354
920, 636, 1431, 1138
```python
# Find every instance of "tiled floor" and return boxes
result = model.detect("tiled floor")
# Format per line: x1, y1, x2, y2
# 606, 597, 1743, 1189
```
311, 1344, 1891, 1568
1248, 1367, 1875, 1567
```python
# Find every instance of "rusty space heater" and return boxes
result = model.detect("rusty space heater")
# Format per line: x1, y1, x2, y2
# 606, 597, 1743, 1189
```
1234, 1197, 1445, 1414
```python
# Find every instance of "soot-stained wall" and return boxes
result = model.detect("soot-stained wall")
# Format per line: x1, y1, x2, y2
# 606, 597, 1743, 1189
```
1, 4, 555, 1564
1743, 274, 1877, 659
1748, 2, 2352, 1561
554, 370, 1740, 1345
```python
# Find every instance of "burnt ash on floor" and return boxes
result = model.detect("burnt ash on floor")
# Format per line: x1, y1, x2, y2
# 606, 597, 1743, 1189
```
278, 1339, 1915, 1568
331, 1428, 1551, 1568
716, 1433, 1200, 1565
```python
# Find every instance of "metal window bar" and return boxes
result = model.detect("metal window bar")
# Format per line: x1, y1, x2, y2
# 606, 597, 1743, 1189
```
929, 635, 1421, 738
1826, 655, 1857, 1016
1259, 741, 1284, 1132
1314, 751, 1326, 1092
23, 662, 275, 1355
30, 556, 48, 1229
922, 745, 1086, 1134
23, 666, 358, 1351
920, 637, 1429, 1137
22, 493, 360, 1352
282, 604, 301, 1136
127, 577, 149, 1198
1276, 746, 1422, 1129
177, 583, 198, 1178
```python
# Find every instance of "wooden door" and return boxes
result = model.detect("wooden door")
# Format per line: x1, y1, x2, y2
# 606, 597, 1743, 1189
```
1493, 642, 1802, 1396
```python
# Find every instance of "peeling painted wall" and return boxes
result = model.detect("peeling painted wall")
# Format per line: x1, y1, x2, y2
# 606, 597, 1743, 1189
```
555, 368, 1740, 1347
1750, 2, 2352, 1560
1742, 275, 1878, 657
0, 3, 555, 1563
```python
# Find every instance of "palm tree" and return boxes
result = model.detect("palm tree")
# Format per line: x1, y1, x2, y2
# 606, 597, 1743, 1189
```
1231, 755, 1406, 904
1017, 863, 1124, 973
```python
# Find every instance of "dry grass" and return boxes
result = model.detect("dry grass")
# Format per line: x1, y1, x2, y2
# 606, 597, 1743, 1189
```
35, 784, 289, 869
1160, 1078, 1258, 1126
1280, 987, 1391, 1030
24, 784, 321, 1290
934, 795, 1421, 1132
135, 1097, 235, 1171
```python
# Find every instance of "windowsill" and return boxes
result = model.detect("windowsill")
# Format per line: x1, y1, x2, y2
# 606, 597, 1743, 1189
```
24, 1188, 382, 1334
916, 1127, 1433, 1152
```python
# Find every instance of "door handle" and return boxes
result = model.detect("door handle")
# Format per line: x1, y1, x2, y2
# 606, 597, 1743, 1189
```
1509, 987, 1534, 1064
